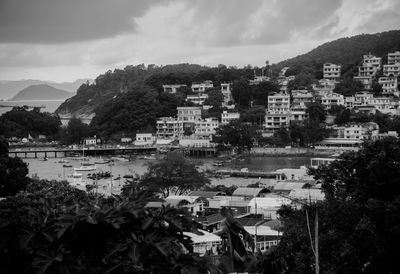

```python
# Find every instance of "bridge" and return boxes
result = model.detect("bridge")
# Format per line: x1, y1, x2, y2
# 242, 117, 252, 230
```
8, 145, 219, 159
8, 146, 157, 159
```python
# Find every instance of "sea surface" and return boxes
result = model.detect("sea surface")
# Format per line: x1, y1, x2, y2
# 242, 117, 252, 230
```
25, 155, 312, 194
0, 100, 64, 115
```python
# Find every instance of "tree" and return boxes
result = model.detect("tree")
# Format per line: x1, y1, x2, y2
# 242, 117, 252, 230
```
59, 117, 93, 145
214, 121, 258, 153
0, 137, 30, 197
287, 72, 315, 91
204, 88, 223, 108
232, 79, 251, 108
140, 151, 210, 198
371, 82, 383, 95
272, 139, 400, 273
333, 79, 364, 96
251, 81, 279, 105
306, 102, 326, 123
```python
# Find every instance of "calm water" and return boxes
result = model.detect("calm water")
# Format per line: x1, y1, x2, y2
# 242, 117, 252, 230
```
0, 100, 64, 115
25, 155, 312, 189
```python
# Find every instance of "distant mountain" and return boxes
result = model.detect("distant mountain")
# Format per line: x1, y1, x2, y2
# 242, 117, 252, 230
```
0, 79, 91, 100
273, 29, 400, 77
10, 84, 74, 101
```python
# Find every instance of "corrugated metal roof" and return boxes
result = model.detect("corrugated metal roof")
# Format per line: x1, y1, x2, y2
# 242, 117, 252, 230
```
232, 187, 270, 197
273, 181, 307, 191
183, 230, 222, 243
190, 191, 225, 198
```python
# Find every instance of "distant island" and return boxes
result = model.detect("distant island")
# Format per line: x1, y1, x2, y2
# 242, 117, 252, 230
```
10, 84, 75, 101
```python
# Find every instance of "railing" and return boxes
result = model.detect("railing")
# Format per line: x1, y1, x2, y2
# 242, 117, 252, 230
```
255, 240, 280, 252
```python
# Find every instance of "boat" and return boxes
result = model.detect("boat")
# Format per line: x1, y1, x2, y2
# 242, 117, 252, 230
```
143, 154, 157, 160
111, 156, 130, 162
58, 160, 70, 164
74, 163, 96, 172
212, 161, 224, 167
63, 164, 73, 168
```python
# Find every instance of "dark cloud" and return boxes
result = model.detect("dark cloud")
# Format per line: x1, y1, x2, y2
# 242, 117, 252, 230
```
0, 0, 163, 43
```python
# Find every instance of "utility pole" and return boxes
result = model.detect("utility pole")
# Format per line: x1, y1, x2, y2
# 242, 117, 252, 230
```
315, 207, 319, 274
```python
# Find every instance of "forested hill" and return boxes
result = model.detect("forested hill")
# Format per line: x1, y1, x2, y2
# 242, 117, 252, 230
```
55, 63, 253, 117
273, 29, 400, 77
11, 84, 73, 101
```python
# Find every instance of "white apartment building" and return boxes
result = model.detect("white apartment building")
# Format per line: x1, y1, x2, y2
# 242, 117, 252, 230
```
290, 110, 307, 122
354, 92, 373, 106
366, 97, 392, 112
186, 94, 208, 105
162, 84, 187, 94
388, 51, 400, 65
362, 54, 382, 70
378, 77, 398, 94
340, 122, 379, 140
265, 93, 291, 131
156, 117, 182, 139
320, 92, 344, 109
177, 106, 202, 122
323, 63, 341, 81
191, 80, 214, 93
221, 111, 240, 125
383, 63, 400, 77
194, 118, 219, 139
221, 83, 234, 107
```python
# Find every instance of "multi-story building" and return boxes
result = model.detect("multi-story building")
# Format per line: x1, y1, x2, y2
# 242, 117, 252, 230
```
354, 54, 382, 89
177, 106, 202, 122
291, 90, 313, 107
366, 97, 392, 112
338, 122, 379, 140
354, 92, 373, 107
191, 80, 214, 93
194, 118, 219, 139
344, 96, 355, 109
265, 93, 291, 132
383, 63, 400, 77
221, 111, 240, 125
320, 92, 344, 109
186, 94, 208, 105
378, 77, 398, 94
323, 63, 341, 81
162, 84, 187, 94
156, 117, 183, 139
221, 82, 234, 107
388, 51, 400, 65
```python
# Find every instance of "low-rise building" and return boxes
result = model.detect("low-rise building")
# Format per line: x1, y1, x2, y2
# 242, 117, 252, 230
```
312, 79, 335, 95
338, 122, 379, 140
344, 96, 355, 109
366, 97, 392, 112
221, 111, 240, 125
291, 90, 313, 107
191, 80, 214, 93
162, 84, 187, 94
134, 133, 156, 146
323, 63, 341, 81
186, 94, 208, 105
156, 117, 182, 139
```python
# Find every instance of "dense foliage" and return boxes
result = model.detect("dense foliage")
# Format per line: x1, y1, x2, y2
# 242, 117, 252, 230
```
213, 121, 259, 153
0, 107, 61, 139
0, 136, 30, 196
58, 117, 93, 145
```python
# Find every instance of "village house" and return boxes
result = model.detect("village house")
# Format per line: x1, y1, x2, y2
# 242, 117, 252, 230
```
378, 77, 398, 95
186, 93, 208, 105
312, 79, 336, 96
388, 51, 400, 64
134, 133, 156, 146
191, 80, 214, 93
221, 110, 240, 125
265, 93, 291, 132
162, 84, 187, 94
320, 92, 345, 109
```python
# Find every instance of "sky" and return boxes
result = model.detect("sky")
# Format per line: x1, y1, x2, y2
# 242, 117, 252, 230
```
0, 0, 399, 82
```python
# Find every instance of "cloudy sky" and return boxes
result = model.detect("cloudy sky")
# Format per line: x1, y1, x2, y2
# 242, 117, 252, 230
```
0, 0, 399, 82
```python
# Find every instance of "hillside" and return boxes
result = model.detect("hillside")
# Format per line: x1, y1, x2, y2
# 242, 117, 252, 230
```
10, 84, 74, 101
273, 29, 400, 77
0, 79, 90, 100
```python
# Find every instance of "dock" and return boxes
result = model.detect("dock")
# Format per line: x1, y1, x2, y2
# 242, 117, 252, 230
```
215, 169, 286, 180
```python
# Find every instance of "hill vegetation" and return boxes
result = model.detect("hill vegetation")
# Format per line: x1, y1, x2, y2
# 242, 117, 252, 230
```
10, 84, 74, 101
273, 29, 400, 78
